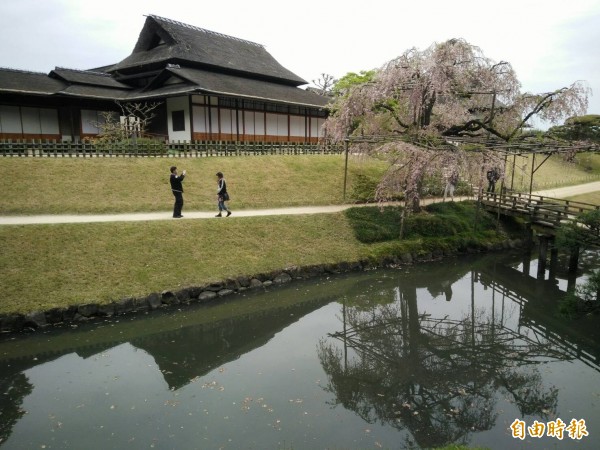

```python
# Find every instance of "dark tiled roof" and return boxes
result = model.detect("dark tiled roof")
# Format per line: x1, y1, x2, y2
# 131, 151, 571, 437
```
0, 66, 328, 108
59, 84, 131, 100
166, 67, 329, 108
0, 68, 66, 95
50, 67, 131, 89
126, 83, 199, 101
0, 67, 132, 100
0, 17, 329, 110
109, 15, 307, 86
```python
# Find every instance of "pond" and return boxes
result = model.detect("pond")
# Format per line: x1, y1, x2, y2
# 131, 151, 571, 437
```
1, 251, 599, 449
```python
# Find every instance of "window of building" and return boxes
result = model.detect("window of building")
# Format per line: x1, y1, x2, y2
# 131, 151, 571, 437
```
172, 110, 185, 131
219, 97, 235, 108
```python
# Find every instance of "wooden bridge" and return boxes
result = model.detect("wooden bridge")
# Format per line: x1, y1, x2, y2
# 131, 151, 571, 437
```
480, 191, 600, 278
475, 266, 600, 373
481, 191, 600, 245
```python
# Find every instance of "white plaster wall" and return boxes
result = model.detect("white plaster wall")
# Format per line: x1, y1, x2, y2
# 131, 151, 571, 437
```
311, 117, 326, 138
192, 105, 208, 132
166, 96, 191, 141
290, 115, 303, 137
0, 105, 22, 132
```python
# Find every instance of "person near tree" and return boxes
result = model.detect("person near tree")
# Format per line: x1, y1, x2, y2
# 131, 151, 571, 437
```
444, 169, 459, 201
486, 167, 500, 193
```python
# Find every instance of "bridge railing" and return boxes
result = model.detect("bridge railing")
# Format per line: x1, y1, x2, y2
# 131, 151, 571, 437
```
481, 191, 600, 237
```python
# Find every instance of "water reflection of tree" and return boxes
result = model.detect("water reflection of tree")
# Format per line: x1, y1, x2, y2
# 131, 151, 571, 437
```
0, 373, 32, 444
318, 278, 567, 449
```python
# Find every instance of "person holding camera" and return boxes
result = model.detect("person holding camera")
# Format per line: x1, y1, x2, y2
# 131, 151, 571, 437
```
170, 166, 186, 218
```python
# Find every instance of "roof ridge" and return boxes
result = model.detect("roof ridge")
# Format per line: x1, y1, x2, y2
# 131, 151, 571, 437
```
53, 67, 112, 77
0, 67, 47, 75
147, 14, 264, 49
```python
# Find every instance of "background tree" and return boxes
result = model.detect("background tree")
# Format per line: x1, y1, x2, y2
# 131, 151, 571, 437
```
548, 114, 600, 143
330, 70, 375, 97
91, 111, 126, 141
311, 73, 338, 96
116, 101, 162, 140
92, 101, 162, 143
324, 38, 590, 212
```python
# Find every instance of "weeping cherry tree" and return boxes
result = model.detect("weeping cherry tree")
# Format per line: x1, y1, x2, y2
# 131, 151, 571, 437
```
324, 38, 590, 212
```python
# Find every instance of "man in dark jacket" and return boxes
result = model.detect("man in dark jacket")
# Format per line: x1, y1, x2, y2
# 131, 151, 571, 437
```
170, 166, 186, 218
486, 167, 499, 193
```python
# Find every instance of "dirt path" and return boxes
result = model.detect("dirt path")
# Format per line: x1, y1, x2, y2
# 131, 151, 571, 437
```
532, 181, 600, 199
1, 181, 598, 226
0, 196, 472, 225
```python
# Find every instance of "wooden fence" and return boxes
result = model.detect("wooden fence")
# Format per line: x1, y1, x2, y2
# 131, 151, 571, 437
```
0, 139, 343, 158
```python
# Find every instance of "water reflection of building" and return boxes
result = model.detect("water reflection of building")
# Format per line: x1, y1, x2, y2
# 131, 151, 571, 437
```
131, 297, 331, 390
320, 253, 599, 448
0, 293, 332, 443
2, 254, 598, 447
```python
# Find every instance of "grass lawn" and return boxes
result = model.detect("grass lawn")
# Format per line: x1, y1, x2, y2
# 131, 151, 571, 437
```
0, 213, 372, 314
0, 202, 512, 315
504, 153, 600, 191
0, 155, 387, 214
2, 153, 598, 216
2, 151, 591, 317
565, 191, 600, 205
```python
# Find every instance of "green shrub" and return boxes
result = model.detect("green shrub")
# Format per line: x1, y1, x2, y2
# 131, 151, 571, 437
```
91, 137, 167, 154
344, 206, 403, 242
345, 201, 499, 244
560, 270, 600, 318
404, 214, 455, 237
559, 293, 586, 318
580, 209, 600, 232
426, 201, 497, 229
348, 173, 380, 203
556, 208, 600, 251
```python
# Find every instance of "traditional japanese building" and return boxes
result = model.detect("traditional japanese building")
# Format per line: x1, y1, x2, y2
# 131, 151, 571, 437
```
0, 15, 329, 143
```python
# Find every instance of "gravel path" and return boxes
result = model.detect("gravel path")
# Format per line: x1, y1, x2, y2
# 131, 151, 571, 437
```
1, 182, 598, 226
532, 181, 600, 199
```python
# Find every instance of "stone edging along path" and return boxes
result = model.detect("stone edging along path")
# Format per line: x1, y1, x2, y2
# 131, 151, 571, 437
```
0, 237, 526, 335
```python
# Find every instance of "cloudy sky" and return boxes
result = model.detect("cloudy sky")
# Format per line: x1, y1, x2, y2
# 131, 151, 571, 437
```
1, 0, 599, 125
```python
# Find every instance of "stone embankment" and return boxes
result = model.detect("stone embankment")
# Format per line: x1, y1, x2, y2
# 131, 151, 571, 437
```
0, 238, 526, 334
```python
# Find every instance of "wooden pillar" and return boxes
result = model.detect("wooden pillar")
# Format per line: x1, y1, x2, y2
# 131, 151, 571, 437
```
522, 248, 531, 277
568, 245, 580, 273
548, 241, 558, 281
537, 235, 549, 280
525, 223, 534, 250
567, 271, 578, 293
567, 245, 579, 293
522, 224, 533, 276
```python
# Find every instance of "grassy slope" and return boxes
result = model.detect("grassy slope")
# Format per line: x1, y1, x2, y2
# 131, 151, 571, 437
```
504, 153, 600, 191
1, 153, 598, 215
0, 202, 512, 315
1, 152, 595, 316
0, 155, 387, 214
565, 191, 600, 204
1, 214, 369, 314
